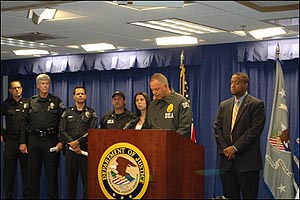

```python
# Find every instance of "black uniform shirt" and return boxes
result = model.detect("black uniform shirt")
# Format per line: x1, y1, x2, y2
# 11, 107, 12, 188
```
1, 97, 29, 139
60, 106, 97, 145
21, 93, 64, 144
100, 109, 135, 129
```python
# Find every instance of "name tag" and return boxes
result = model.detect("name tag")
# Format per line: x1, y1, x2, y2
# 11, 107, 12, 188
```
107, 119, 114, 124
68, 116, 73, 119
165, 113, 174, 119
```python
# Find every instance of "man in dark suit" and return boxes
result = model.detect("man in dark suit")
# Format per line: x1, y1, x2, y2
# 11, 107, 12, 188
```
214, 72, 266, 199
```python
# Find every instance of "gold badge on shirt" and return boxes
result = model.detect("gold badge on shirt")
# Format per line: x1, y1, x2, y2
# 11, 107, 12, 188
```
167, 103, 174, 112
50, 102, 55, 109
85, 111, 91, 118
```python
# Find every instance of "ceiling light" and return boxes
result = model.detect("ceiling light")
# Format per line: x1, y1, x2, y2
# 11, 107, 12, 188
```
248, 27, 287, 40
27, 8, 57, 24
130, 18, 225, 35
108, 1, 184, 11
66, 45, 80, 49
231, 30, 247, 37
231, 25, 248, 37
1, 37, 58, 48
156, 36, 198, 45
81, 43, 115, 51
13, 49, 50, 55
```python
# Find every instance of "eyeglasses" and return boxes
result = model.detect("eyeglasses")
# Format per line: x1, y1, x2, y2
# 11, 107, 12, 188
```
10, 86, 22, 90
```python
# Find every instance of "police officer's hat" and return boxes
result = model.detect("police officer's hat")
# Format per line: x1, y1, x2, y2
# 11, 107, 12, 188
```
112, 91, 125, 99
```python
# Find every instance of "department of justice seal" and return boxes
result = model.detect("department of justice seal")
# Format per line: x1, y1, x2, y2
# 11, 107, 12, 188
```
98, 142, 150, 199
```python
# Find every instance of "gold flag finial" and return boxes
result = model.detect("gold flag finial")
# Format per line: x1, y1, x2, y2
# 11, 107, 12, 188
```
180, 49, 185, 95
276, 43, 280, 59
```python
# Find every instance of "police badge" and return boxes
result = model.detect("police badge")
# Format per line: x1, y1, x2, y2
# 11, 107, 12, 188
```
85, 111, 91, 118
23, 102, 29, 109
50, 102, 55, 109
167, 103, 174, 112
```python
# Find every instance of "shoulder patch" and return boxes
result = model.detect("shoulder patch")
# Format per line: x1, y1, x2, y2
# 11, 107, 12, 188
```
59, 102, 65, 109
181, 102, 190, 108
92, 111, 98, 118
61, 111, 67, 117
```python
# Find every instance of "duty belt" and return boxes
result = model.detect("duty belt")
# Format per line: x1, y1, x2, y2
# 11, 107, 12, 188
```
31, 128, 57, 137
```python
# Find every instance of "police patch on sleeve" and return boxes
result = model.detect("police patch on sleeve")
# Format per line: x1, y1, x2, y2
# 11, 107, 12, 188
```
59, 102, 65, 108
61, 111, 66, 117
92, 112, 97, 118
181, 102, 190, 108
98, 142, 150, 199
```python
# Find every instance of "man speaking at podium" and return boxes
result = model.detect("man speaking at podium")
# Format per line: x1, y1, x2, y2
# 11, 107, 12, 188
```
145, 73, 193, 138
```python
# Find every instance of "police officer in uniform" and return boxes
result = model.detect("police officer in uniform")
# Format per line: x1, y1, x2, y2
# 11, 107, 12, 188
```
1, 80, 29, 199
59, 86, 97, 199
145, 73, 193, 138
100, 91, 135, 129
19, 74, 65, 199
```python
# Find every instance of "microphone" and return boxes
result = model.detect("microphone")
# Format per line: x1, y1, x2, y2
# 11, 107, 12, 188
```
123, 117, 140, 130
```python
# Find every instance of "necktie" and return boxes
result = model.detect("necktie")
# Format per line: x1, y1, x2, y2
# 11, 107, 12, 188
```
230, 100, 239, 142
231, 100, 239, 131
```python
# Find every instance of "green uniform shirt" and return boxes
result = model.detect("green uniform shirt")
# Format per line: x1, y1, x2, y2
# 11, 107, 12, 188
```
145, 89, 192, 138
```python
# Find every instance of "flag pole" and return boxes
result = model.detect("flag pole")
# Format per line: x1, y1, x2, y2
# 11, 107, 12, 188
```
180, 49, 185, 96
276, 43, 280, 59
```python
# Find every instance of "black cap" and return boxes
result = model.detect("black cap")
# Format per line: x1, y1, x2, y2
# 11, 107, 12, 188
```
112, 91, 125, 99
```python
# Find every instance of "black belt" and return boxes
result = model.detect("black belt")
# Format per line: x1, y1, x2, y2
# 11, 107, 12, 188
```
31, 129, 57, 137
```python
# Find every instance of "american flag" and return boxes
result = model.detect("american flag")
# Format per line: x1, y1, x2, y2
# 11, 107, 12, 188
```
112, 176, 131, 185
269, 136, 285, 151
180, 49, 196, 143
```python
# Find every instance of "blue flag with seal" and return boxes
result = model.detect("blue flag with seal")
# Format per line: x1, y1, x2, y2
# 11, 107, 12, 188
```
263, 45, 297, 198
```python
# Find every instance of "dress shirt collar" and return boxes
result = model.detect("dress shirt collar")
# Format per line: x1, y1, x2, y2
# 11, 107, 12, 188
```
234, 91, 248, 107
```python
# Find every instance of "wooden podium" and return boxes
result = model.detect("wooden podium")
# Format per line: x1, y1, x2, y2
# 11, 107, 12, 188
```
88, 129, 204, 199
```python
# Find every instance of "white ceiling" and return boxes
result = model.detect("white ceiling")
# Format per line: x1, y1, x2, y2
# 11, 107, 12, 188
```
1, 1, 299, 60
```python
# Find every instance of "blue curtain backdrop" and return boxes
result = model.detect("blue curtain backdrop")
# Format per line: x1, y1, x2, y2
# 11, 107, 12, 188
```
1, 38, 299, 199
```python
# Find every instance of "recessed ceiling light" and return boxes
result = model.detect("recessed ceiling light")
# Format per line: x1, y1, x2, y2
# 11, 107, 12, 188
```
66, 45, 80, 49
130, 18, 225, 35
81, 43, 115, 51
231, 30, 248, 37
1, 37, 58, 48
13, 49, 50, 55
248, 27, 287, 40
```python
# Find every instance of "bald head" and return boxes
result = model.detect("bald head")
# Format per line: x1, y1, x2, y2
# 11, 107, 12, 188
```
149, 73, 171, 100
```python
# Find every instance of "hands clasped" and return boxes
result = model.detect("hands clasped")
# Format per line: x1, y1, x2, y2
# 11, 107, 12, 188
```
223, 146, 236, 160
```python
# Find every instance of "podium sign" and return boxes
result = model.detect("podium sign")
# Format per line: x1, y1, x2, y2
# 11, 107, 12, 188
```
88, 129, 205, 199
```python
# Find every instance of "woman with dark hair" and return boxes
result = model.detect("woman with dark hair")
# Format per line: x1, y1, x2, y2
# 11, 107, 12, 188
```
133, 92, 150, 130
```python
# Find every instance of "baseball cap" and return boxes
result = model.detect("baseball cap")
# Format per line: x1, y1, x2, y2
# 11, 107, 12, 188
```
112, 91, 125, 99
